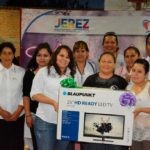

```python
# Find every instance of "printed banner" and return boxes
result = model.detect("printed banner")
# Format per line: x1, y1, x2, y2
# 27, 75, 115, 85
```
22, 10, 149, 35
57, 87, 135, 146
21, 9, 149, 68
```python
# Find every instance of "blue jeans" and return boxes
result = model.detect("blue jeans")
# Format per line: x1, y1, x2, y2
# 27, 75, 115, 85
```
34, 116, 68, 150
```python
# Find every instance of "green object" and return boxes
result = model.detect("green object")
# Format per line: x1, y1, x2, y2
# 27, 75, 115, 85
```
60, 77, 79, 88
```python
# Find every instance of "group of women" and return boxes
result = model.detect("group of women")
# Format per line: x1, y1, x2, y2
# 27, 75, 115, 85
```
0, 33, 150, 150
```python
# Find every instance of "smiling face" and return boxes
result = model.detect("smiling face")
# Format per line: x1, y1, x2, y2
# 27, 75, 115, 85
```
124, 48, 140, 70
130, 63, 146, 84
36, 48, 51, 68
56, 48, 70, 72
0, 47, 14, 68
99, 53, 115, 75
74, 48, 89, 63
103, 35, 118, 55
146, 36, 150, 56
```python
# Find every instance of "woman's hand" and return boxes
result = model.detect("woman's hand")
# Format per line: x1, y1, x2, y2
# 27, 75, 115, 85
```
0, 107, 12, 121
26, 115, 33, 128
52, 101, 58, 112
133, 107, 141, 118
133, 107, 150, 119
9, 105, 24, 121
32, 93, 59, 112
125, 73, 131, 82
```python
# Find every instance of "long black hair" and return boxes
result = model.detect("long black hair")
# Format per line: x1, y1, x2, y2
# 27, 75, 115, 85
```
27, 42, 52, 71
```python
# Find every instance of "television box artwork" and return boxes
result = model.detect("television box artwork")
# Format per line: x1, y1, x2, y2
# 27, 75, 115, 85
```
57, 87, 135, 146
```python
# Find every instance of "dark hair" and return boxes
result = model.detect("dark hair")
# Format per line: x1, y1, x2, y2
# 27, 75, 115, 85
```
0, 42, 16, 54
73, 40, 89, 53
13, 56, 20, 66
134, 58, 149, 74
99, 52, 116, 64
48, 45, 76, 77
0, 42, 19, 65
124, 46, 140, 57
27, 42, 52, 70
146, 33, 150, 45
102, 32, 118, 45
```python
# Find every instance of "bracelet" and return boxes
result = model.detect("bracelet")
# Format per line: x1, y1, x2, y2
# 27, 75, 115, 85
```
25, 114, 31, 117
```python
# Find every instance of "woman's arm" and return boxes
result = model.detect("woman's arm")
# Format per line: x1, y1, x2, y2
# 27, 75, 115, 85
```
134, 107, 150, 118
9, 105, 24, 121
31, 68, 58, 111
0, 106, 12, 121
23, 96, 33, 127
23, 70, 35, 127
32, 94, 58, 112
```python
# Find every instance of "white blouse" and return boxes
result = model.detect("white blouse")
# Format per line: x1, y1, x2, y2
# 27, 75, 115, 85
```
145, 56, 150, 80
0, 63, 25, 119
115, 65, 129, 79
74, 61, 97, 86
127, 81, 150, 141
30, 66, 71, 124
115, 53, 124, 70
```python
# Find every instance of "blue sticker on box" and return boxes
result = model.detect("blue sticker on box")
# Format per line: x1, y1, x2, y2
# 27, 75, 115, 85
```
61, 110, 79, 141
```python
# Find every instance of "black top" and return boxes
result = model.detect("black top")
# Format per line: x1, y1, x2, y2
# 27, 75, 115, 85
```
23, 69, 38, 113
81, 73, 128, 150
83, 73, 128, 90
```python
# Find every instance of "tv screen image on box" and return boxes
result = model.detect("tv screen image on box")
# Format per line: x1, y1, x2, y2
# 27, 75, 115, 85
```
83, 113, 125, 141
